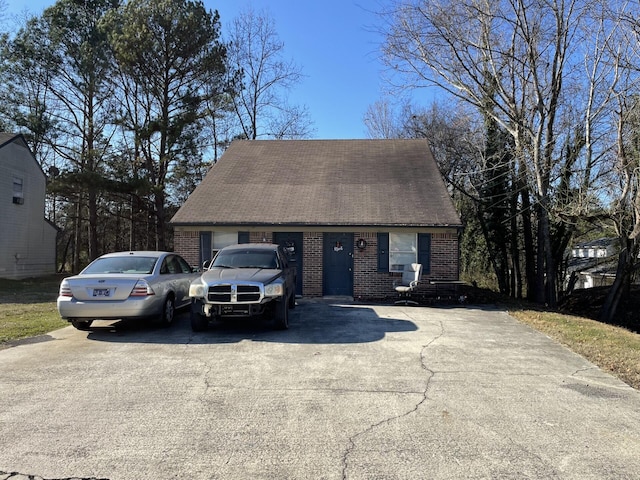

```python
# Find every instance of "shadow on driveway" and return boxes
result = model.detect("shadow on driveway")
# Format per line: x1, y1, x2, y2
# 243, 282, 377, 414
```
84, 300, 419, 345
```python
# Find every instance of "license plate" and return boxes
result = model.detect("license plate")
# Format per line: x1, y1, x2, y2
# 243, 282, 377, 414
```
222, 305, 249, 315
93, 288, 111, 297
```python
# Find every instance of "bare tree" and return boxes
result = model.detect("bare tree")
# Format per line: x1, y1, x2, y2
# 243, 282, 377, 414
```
596, 7, 640, 322
600, 93, 640, 323
226, 7, 313, 139
363, 98, 403, 139
202, 87, 237, 163
379, 0, 611, 306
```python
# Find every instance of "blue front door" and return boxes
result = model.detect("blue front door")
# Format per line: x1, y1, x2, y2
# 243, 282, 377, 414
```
323, 233, 354, 296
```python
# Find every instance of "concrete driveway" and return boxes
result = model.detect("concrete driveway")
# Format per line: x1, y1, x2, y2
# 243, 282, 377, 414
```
1, 300, 639, 480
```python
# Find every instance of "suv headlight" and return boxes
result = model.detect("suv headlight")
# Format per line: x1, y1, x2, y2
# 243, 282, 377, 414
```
264, 282, 284, 297
189, 280, 205, 298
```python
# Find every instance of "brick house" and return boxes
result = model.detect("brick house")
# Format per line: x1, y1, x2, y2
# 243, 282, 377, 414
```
170, 139, 462, 300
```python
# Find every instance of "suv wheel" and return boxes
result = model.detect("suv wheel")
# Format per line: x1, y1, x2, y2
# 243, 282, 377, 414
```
273, 298, 289, 330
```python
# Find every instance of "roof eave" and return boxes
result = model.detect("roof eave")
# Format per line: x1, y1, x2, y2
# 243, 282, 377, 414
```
171, 221, 463, 229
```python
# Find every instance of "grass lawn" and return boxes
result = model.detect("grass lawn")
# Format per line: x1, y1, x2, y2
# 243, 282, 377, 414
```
0, 275, 68, 345
511, 309, 640, 390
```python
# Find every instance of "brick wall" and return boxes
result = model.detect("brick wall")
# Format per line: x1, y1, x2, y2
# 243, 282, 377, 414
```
350, 231, 460, 300
431, 232, 459, 280
303, 232, 323, 297
174, 228, 459, 300
174, 230, 199, 268
352, 231, 395, 299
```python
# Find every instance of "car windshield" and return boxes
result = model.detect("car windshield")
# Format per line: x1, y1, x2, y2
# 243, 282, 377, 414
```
82, 256, 158, 275
212, 251, 278, 269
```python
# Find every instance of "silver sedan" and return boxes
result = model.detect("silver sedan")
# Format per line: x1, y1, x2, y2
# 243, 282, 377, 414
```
57, 251, 199, 330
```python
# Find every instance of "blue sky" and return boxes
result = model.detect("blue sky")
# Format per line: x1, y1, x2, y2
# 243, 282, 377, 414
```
3, 0, 407, 139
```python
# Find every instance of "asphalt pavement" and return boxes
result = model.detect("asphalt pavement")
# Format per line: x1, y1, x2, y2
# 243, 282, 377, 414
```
1, 299, 639, 480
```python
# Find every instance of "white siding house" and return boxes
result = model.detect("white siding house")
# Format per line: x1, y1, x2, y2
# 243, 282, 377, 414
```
565, 238, 619, 291
571, 238, 616, 259
0, 133, 57, 279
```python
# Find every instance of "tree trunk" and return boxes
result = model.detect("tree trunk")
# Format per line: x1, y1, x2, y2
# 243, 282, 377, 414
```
599, 238, 633, 324
520, 183, 537, 301
73, 196, 83, 273
88, 188, 98, 260
477, 204, 509, 295
510, 194, 522, 298
535, 210, 546, 304
58, 234, 72, 273
539, 205, 557, 307
154, 190, 166, 251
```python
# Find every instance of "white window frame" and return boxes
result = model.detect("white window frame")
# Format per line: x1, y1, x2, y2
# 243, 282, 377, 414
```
389, 233, 417, 273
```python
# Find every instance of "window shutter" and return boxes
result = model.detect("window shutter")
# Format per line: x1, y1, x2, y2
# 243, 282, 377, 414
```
238, 231, 250, 244
199, 232, 212, 266
377, 233, 389, 272
418, 233, 431, 274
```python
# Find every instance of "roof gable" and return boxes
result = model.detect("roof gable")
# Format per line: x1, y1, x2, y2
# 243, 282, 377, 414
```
171, 139, 462, 227
0, 133, 46, 179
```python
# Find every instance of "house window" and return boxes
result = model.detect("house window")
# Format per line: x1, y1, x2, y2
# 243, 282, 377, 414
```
12, 177, 24, 205
199, 231, 243, 265
213, 232, 237, 250
389, 233, 417, 272
378, 232, 431, 274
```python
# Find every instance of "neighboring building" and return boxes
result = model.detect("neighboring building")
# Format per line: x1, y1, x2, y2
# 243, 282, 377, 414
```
565, 238, 619, 290
571, 237, 617, 260
0, 133, 57, 279
170, 139, 463, 300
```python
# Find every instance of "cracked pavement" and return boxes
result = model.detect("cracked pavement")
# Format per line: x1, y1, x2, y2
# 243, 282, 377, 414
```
1, 300, 639, 479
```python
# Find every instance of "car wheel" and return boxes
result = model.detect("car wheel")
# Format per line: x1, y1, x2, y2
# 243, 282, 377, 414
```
71, 319, 93, 331
190, 310, 208, 332
160, 295, 176, 327
273, 298, 289, 330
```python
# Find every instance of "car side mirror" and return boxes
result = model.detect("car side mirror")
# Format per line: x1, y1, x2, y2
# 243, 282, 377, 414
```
203, 260, 211, 270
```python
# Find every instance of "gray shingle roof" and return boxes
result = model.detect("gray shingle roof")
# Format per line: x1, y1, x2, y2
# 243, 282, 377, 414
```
170, 139, 462, 228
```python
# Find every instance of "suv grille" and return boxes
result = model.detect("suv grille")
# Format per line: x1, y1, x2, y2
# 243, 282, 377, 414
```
207, 284, 262, 303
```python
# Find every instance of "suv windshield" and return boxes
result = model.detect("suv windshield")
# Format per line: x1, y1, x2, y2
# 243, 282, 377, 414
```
212, 251, 278, 269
